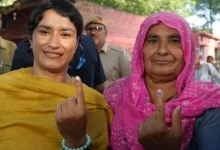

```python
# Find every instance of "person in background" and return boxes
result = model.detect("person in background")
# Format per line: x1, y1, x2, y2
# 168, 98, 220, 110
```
85, 15, 131, 86
11, 1, 106, 94
196, 50, 220, 85
207, 55, 214, 63
0, 12, 17, 75
0, 0, 112, 149
207, 55, 219, 70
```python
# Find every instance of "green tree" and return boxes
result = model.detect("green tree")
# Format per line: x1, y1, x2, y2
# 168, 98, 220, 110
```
87, 0, 196, 17
0, 0, 17, 7
194, 0, 220, 33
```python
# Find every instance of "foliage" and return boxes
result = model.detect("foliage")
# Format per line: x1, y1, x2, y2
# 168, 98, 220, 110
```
194, 0, 220, 33
0, 0, 17, 7
87, 0, 196, 18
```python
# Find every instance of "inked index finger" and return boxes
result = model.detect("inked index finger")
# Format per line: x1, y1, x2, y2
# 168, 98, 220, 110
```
155, 89, 165, 121
75, 76, 86, 109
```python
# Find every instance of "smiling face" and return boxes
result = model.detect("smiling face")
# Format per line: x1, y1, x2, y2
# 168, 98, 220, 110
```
30, 9, 78, 73
143, 23, 184, 82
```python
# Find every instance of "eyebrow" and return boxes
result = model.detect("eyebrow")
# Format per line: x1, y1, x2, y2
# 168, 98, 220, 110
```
37, 25, 51, 30
146, 34, 181, 39
146, 34, 158, 39
169, 34, 181, 39
37, 25, 75, 32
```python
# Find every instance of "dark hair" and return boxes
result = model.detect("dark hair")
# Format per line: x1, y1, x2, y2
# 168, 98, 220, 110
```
68, 0, 76, 3
207, 55, 214, 61
28, 0, 83, 39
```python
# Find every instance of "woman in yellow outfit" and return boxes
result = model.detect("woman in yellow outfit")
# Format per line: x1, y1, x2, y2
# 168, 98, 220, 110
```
0, 0, 112, 149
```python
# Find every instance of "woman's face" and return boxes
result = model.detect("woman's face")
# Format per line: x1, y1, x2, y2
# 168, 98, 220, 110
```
143, 23, 184, 81
30, 9, 78, 73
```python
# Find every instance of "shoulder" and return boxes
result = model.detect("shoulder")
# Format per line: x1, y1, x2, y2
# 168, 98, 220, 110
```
0, 68, 29, 79
190, 108, 220, 149
17, 39, 30, 47
108, 45, 126, 54
203, 63, 215, 69
194, 108, 220, 128
195, 108, 220, 146
1, 38, 14, 44
107, 45, 131, 61
9, 41, 16, 48
104, 77, 129, 100
79, 35, 98, 61
207, 63, 217, 70
1, 38, 16, 49
187, 108, 220, 150
16, 40, 32, 52
204, 63, 213, 69
198, 63, 210, 72
80, 35, 96, 50
80, 35, 93, 43
104, 77, 129, 111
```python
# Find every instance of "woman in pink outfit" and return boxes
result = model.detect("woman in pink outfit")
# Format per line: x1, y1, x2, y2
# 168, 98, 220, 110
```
104, 12, 220, 150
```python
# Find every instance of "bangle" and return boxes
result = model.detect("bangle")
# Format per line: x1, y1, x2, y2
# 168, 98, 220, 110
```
61, 134, 91, 150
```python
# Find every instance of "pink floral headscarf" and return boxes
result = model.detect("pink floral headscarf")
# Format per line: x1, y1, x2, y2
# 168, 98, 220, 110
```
104, 12, 220, 150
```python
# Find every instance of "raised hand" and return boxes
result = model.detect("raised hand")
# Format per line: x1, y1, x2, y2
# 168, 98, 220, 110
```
55, 76, 88, 148
138, 89, 183, 150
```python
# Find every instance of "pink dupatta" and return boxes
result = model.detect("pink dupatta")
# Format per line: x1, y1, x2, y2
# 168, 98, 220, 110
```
104, 12, 220, 150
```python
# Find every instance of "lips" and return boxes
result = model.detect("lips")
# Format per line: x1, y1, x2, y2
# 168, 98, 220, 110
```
152, 59, 173, 64
43, 51, 63, 59
91, 37, 96, 40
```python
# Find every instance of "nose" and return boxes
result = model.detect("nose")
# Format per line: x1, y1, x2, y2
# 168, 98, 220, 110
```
48, 33, 60, 49
90, 28, 97, 35
86, 30, 95, 38
157, 39, 169, 55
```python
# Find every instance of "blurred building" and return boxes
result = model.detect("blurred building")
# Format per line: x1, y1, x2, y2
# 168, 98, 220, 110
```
193, 30, 220, 63
0, 0, 42, 43
1, 0, 220, 58
0, 0, 144, 53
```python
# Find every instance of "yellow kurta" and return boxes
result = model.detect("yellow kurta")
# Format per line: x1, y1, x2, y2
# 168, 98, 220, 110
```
0, 68, 113, 150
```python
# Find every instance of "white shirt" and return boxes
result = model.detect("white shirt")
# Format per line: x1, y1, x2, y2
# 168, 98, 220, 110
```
195, 63, 220, 85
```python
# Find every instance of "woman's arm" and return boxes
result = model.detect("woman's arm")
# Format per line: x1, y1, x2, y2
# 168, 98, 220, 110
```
187, 108, 220, 150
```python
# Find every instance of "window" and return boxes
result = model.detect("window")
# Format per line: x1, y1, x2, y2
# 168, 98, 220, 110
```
216, 49, 220, 62
200, 46, 205, 61
200, 36, 203, 41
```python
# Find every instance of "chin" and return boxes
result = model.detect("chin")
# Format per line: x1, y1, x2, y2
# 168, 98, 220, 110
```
148, 69, 176, 76
47, 68, 66, 73
94, 40, 99, 45
153, 67, 172, 73
43, 63, 66, 73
